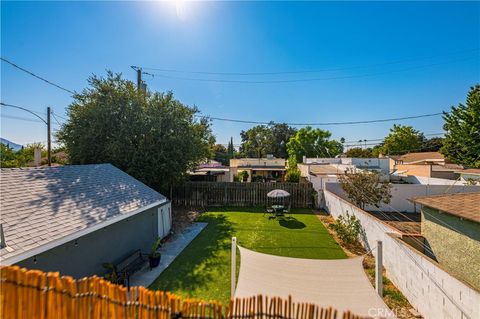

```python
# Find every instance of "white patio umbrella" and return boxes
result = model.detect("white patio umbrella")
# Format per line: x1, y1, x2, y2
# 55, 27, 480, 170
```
267, 189, 291, 198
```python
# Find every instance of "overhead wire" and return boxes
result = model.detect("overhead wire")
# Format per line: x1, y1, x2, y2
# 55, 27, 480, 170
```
1, 57, 75, 95
0, 102, 47, 124
137, 48, 479, 76
143, 56, 478, 84
196, 112, 445, 126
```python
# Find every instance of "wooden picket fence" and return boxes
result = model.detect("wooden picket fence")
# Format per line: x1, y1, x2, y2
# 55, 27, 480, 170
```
0, 266, 367, 319
172, 182, 314, 208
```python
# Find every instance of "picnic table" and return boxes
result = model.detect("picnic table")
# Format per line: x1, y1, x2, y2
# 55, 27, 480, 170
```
271, 205, 285, 216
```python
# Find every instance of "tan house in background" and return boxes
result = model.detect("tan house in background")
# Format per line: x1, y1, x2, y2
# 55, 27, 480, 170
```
390, 152, 462, 179
229, 157, 286, 182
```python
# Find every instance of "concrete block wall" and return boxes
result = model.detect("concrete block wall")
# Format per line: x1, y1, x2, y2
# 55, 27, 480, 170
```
324, 190, 480, 319
325, 182, 480, 212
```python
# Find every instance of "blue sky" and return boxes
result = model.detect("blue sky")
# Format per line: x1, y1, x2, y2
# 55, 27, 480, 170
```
1, 1, 479, 148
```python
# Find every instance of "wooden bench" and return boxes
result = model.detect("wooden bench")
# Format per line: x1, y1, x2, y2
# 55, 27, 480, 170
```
116, 250, 146, 290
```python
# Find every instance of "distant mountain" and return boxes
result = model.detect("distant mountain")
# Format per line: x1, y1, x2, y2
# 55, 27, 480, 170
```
0, 138, 22, 151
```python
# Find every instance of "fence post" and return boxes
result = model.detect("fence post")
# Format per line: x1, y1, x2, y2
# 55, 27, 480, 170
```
231, 237, 237, 297
376, 240, 383, 296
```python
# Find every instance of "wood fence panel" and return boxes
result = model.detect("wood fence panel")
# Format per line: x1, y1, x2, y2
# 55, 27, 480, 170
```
0, 266, 367, 319
172, 182, 314, 208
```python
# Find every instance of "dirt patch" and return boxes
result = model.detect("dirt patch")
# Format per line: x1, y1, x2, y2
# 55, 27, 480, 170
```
315, 211, 420, 319
171, 206, 204, 234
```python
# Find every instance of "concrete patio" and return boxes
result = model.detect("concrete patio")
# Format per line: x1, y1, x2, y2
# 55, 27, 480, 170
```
129, 222, 208, 288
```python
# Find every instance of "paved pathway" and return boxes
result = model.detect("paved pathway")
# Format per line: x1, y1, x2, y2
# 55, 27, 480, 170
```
129, 222, 208, 288
235, 247, 396, 318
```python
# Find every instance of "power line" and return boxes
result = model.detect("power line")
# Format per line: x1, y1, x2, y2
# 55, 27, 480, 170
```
343, 132, 444, 144
138, 48, 479, 76
0, 102, 47, 124
197, 112, 445, 126
144, 56, 477, 84
51, 112, 63, 126
0, 57, 75, 95
0, 114, 46, 124
52, 113, 68, 121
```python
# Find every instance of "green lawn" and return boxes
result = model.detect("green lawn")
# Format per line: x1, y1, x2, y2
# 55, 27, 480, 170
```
149, 208, 346, 304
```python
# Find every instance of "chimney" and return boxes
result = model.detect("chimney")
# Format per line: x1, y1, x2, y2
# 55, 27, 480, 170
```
34, 147, 42, 166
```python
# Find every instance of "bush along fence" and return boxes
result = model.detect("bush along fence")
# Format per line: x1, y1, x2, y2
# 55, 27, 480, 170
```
172, 182, 314, 208
1, 266, 367, 319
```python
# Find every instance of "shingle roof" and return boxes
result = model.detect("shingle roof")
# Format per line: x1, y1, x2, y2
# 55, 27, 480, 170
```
412, 192, 480, 223
398, 152, 445, 164
310, 165, 345, 175
0, 164, 166, 263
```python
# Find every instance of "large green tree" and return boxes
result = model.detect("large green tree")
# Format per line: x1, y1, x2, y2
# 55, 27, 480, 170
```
210, 144, 229, 166
57, 72, 213, 193
345, 147, 373, 158
227, 137, 236, 160
286, 127, 343, 163
421, 137, 444, 152
381, 124, 423, 155
441, 85, 480, 168
239, 123, 296, 158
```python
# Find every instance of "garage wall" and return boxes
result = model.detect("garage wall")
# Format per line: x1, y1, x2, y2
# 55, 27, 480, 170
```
17, 203, 169, 278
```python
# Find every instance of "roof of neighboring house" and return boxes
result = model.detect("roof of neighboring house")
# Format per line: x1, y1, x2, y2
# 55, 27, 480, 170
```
0, 164, 167, 264
309, 165, 345, 176
190, 167, 229, 175
412, 192, 480, 223
198, 160, 225, 168
237, 165, 286, 170
456, 168, 480, 175
397, 152, 445, 164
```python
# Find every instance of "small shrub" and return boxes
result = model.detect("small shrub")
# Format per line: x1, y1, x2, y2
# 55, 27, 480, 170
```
330, 213, 361, 244
239, 171, 249, 182
285, 169, 300, 183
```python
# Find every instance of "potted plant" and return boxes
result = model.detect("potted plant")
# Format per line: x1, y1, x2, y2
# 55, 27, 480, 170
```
102, 262, 120, 284
148, 238, 162, 268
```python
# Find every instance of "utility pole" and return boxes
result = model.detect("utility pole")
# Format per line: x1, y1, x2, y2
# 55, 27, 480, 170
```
47, 106, 51, 166
136, 68, 142, 91
376, 240, 383, 296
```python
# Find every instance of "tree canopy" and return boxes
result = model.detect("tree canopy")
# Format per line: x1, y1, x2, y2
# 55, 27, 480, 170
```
210, 144, 229, 166
421, 137, 444, 152
345, 147, 373, 158
239, 123, 296, 158
0, 143, 54, 167
338, 170, 391, 210
57, 72, 213, 193
286, 127, 343, 163
441, 85, 480, 168
381, 124, 423, 155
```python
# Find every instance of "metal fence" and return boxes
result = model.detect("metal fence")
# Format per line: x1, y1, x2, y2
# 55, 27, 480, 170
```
172, 182, 314, 208
1, 265, 366, 319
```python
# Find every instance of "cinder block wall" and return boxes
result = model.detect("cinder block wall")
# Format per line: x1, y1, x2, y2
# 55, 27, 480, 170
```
324, 190, 480, 319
